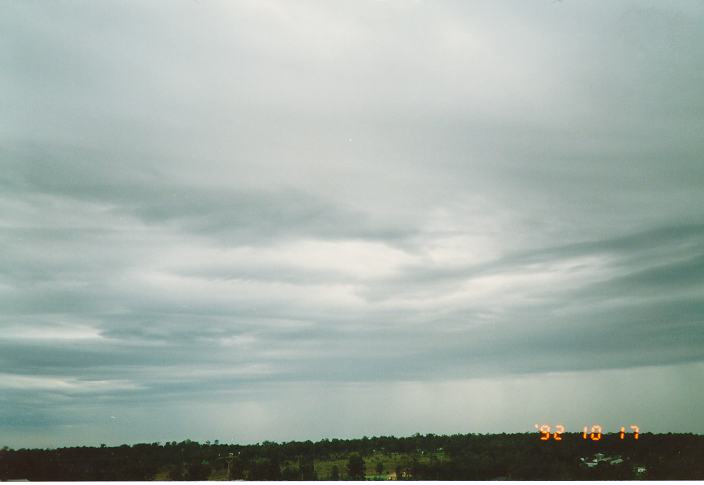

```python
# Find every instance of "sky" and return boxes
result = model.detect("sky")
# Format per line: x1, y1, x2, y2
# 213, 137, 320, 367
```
1, 0, 704, 449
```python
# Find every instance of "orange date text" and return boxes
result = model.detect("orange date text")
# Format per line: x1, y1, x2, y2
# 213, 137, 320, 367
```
534, 424, 639, 441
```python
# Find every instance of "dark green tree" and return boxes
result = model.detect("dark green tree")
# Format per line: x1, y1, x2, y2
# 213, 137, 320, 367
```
299, 455, 316, 480
347, 453, 365, 480
185, 461, 210, 481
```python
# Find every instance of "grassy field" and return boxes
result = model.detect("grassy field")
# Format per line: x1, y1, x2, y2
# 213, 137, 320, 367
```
164, 450, 450, 480
298, 451, 447, 481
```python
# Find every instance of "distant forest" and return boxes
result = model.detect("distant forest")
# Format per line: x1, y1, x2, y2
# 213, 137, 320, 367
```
1, 432, 703, 481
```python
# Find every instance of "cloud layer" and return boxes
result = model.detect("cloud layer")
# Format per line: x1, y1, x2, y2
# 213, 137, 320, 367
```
2, 0, 704, 447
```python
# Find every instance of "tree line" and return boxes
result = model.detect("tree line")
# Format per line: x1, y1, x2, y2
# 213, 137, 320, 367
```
1, 432, 702, 480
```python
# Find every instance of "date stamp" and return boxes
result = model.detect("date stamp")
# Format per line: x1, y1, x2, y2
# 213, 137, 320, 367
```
534, 424, 640, 441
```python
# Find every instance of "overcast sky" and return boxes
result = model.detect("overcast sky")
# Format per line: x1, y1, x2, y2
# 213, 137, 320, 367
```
2, 0, 704, 448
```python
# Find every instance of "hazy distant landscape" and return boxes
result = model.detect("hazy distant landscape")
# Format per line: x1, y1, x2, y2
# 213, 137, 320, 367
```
2, 432, 703, 481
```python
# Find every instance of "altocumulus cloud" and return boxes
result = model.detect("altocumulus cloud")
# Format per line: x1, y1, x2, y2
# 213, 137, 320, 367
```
1, 0, 704, 447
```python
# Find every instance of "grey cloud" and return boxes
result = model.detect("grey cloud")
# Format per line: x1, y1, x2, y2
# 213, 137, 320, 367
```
2, 141, 416, 244
2, 0, 704, 447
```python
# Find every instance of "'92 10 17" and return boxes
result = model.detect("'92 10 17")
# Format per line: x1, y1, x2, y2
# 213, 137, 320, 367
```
534, 424, 640, 441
